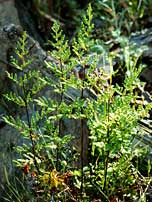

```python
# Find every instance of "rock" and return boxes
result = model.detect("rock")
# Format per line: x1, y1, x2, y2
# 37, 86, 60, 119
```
140, 67, 152, 83
0, 0, 21, 92
0, 0, 20, 26
134, 119, 152, 162
14, 0, 45, 47
0, 1, 24, 196
130, 28, 152, 83
0, 125, 20, 184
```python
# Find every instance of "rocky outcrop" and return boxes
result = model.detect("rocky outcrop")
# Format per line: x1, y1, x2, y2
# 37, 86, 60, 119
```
131, 28, 152, 83
0, 2, 24, 198
0, 0, 20, 95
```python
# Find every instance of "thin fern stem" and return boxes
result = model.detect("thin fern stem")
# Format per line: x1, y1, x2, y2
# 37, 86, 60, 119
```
22, 83, 40, 174
103, 99, 110, 195
80, 66, 86, 198
56, 59, 64, 171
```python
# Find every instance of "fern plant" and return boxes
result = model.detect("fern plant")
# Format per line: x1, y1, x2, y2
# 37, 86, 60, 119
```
3, 4, 152, 202
84, 43, 152, 201
3, 30, 76, 201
